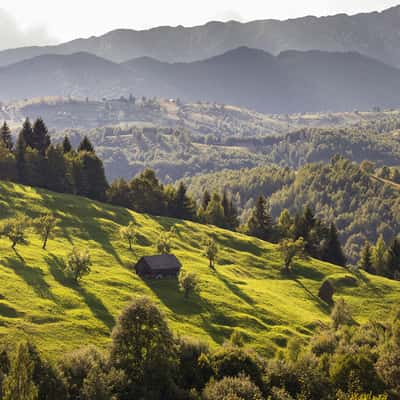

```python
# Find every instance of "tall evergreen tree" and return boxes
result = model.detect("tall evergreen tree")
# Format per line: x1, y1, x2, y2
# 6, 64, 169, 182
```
20, 118, 34, 149
247, 195, 272, 241
172, 182, 196, 220
45, 145, 68, 192
0, 122, 13, 150
387, 238, 400, 279
78, 152, 108, 201
62, 136, 72, 153
32, 118, 50, 155
321, 223, 346, 267
204, 193, 225, 227
78, 136, 95, 153
359, 241, 374, 274
221, 190, 239, 230
372, 235, 388, 276
15, 132, 27, 184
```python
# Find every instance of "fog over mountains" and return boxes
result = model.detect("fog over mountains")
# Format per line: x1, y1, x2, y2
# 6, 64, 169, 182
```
1, 47, 400, 113
0, 5, 400, 67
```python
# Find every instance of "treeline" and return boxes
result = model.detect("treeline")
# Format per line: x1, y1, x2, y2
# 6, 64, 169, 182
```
0, 296, 398, 400
0, 119, 108, 201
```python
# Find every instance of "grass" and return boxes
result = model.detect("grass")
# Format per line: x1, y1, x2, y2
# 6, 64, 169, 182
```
0, 181, 399, 358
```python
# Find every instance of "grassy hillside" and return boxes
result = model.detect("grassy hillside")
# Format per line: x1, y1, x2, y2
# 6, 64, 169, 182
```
0, 181, 399, 358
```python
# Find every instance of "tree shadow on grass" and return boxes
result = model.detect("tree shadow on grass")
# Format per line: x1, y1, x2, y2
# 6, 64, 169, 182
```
3, 256, 54, 301
45, 254, 115, 331
141, 277, 203, 316
293, 278, 331, 315
214, 268, 255, 306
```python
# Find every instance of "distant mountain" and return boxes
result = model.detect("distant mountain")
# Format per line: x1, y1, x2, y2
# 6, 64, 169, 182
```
1, 47, 400, 113
1, 6, 400, 67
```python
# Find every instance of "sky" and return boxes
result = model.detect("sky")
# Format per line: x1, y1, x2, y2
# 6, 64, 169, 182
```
0, 0, 399, 50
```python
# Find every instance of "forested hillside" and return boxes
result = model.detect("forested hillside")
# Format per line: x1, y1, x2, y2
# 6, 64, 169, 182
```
185, 158, 400, 264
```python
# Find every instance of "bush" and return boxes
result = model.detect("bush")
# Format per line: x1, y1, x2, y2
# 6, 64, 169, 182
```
318, 279, 334, 304
210, 346, 263, 391
203, 375, 263, 400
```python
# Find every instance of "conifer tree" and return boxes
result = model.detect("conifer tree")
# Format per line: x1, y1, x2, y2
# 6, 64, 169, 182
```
15, 132, 27, 184
359, 241, 374, 274
2, 342, 38, 400
372, 235, 388, 276
45, 145, 68, 193
204, 193, 225, 227
0, 122, 13, 150
31, 118, 50, 155
78, 136, 95, 153
247, 195, 272, 241
322, 223, 346, 267
62, 136, 72, 153
221, 191, 239, 230
387, 238, 400, 279
172, 182, 196, 220
20, 118, 34, 149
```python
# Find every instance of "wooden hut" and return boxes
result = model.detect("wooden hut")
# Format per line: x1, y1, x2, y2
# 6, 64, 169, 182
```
134, 254, 182, 278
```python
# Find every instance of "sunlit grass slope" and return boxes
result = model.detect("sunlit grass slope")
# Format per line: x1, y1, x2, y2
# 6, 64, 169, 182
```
0, 181, 399, 358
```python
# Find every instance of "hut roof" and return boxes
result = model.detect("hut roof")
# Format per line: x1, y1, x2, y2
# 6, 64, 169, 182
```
139, 254, 181, 271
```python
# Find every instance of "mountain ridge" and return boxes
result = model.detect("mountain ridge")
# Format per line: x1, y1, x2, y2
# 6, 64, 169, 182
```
1, 47, 400, 113
1, 5, 400, 67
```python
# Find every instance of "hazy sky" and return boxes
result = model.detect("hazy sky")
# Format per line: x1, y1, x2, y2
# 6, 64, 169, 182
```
0, 0, 399, 49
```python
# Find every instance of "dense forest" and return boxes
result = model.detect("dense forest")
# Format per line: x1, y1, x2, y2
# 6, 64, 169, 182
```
185, 157, 400, 268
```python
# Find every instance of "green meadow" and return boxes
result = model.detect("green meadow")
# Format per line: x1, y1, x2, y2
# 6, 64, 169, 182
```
0, 181, 399, 358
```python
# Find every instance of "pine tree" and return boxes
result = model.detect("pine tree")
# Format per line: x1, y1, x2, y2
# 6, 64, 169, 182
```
173, 182, 196, 220
45, 145, 68, 192
322, 223, 346, 267
247, 195, 272, 241
15, 132, 27, 184
78, 136, 95, 152
20, 118, 34, 149
387, 238, 400, 279
78, 152, 108, 201
62, 136, 72, 153
31, 118, 50, 155
204, 193, 225, 227
372, 235, 388, 276
0, 122, 13, 150
359, 241, 374, 274
221, 191, 239, 230
2, 342, 38, 400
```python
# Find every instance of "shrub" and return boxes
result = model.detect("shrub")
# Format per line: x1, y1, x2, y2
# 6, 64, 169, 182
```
178, 270, 198, 299
65, 247, 92, 283
318, 280, 334, 304
203, 375, 263, 400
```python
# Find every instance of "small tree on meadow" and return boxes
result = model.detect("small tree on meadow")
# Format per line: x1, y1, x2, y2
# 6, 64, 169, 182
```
65, 248, 92, 283
0, 216, 31, 249
156, 227, 176, 254
120, 222, 136, 251
34, 214, 58, 250
178, 270, 198, 299
204, 238, 218, 269
278, 237, 306, 273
